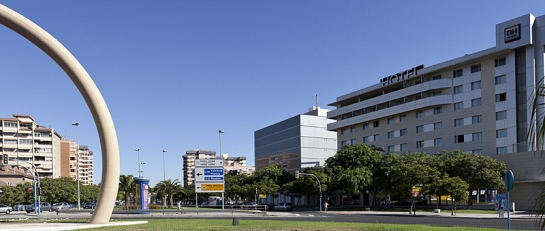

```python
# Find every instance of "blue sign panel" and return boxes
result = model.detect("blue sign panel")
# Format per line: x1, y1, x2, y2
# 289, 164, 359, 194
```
204, 177, 224, 181
204, 169, 224, 176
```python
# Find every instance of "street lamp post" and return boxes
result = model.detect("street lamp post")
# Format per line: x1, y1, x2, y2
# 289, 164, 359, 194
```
218, 130, 225, 210
72, 122, 81, 210
297, 171, 323, 212
136, 149, 140, 177
140, 162, 146, 176
162, 150, 167, 211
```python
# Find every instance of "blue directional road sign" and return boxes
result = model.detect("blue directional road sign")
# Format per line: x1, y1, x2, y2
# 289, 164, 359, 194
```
195, 168, 224, 181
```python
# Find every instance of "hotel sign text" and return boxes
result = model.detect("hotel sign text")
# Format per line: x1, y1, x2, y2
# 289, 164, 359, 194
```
380, 65, 424, 86
505, 24, 520, 43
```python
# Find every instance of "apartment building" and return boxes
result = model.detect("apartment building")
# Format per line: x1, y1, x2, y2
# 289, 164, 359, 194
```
327, 14, 545, 209
255, 106, 337, 173
0, 114, 61, 179
78, 145, 94, 185
223, 156, 255, 175
182, 149, 216, 186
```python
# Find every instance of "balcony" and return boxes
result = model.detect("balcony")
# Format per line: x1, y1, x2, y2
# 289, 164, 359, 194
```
328, 94, 452, 131
328, 78, 452, 119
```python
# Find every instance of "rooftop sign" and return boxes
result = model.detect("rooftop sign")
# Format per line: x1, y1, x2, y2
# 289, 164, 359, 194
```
505, 24, 520, 43
380, 65, 424, 86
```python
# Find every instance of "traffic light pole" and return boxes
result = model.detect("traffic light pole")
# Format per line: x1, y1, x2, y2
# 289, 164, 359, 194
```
296, 171, 322, 212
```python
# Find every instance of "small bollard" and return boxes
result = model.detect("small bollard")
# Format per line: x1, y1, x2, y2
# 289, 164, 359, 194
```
232, 217, 239, 226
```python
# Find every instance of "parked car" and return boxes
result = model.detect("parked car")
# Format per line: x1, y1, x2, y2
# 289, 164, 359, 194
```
273, 203, 293, 211
52, 202, 70, 211
83, 202, 96, 209
241, 202, 257, 209
25, 202, 52, 213
0, 204, 13, 214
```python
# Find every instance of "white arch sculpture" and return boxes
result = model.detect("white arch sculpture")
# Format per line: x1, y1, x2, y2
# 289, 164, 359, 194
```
0, 4, 119, 224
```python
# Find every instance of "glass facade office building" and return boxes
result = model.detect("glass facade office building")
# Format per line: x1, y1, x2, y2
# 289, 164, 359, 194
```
255, 107, 337, 172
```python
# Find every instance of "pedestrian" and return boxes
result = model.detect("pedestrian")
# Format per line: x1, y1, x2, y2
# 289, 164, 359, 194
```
177, 201, 181, 210
324, 202, 329, 212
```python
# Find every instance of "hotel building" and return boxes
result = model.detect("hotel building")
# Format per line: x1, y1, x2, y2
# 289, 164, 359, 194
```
327, 14, 545, 209
255, 106, 337, 172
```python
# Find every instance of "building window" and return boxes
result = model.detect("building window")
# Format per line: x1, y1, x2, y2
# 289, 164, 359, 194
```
472, 149, 482, 155
388, 145, 395, 152
471, 64, 481, 73
472, 132, 482, 141
472, 115, 482, 124
432, 75, 442, 80
455, 135, 465, 143
416, 111, 424, 118
495, 57, 506, 67
4, 122, 17, 127
350, 139, 357, 145
388, 131, 395, 139
496, 93, 506, 102
363, 123, 370, 130
400, 129, 407, 136
454, 85, 463, 94
341, 128, 347, 135
19, 139, 32, 145
434, 122, 442, 130
341, 140, 348, 146
373, 134, 380, 141
416, 141, 424, 148
363, 136, 369, 143
434, 107, 442, 115
388, 118, 395, 124
471, 81, 481, 90
496, 129, 507, 138
400, 143, 407, 151
495, 75, 506, 85
496, 111, 507, 120
471, 98, 482, 107
454, 102, 463, 111
454, 118, 464, 127
434, 138, 442, 146
497, 147, 508, 154
416, 125, 424, 133
399, 114, 407, 122
453, 69, 463, 78
350, 126, 356, 133
373, 121, 379, 128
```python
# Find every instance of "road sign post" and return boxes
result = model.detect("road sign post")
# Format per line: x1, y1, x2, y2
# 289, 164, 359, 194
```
194, 159, 225, 207
506, 170, 514, 230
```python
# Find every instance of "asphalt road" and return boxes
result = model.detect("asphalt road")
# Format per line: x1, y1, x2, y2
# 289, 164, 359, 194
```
1, 210, 541, 230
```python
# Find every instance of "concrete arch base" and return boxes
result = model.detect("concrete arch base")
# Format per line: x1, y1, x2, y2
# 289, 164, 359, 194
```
0, 4, 120, 224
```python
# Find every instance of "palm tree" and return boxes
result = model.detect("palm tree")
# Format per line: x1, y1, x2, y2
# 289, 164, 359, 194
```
118, 174, 135, 207
531, 81, 545, 230
155, 179, 183, 208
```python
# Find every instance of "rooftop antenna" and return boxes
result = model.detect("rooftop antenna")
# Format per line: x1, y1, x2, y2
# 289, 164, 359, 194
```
316, 94, 319, 108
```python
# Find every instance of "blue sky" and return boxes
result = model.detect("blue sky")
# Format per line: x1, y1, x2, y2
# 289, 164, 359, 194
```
0, 1, 543, 186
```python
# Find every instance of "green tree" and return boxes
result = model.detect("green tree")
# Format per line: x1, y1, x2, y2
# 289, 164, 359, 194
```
435, 176, 469, 215
388, 152, 441, 210
440, 150, 506, 207
118, 174, 135, 207
248, 164, 292, 198
224, 171, 250, 203
155, 179, 183, 208
530, 80, 545, 230
325, 144, 382, 206
0, 182, 33, 206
